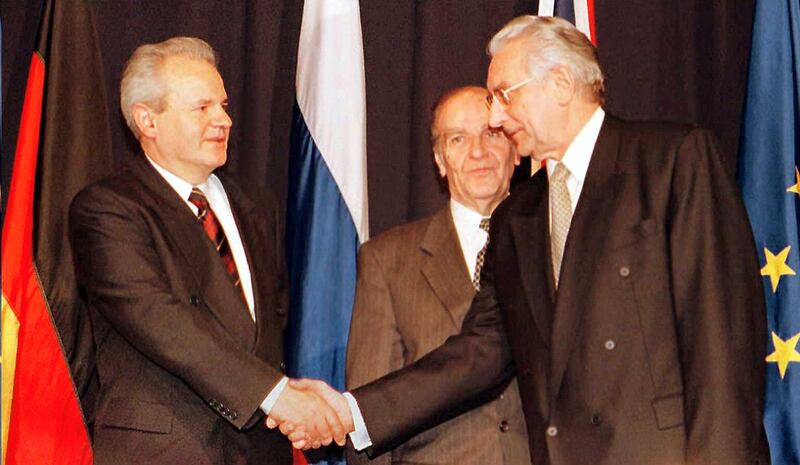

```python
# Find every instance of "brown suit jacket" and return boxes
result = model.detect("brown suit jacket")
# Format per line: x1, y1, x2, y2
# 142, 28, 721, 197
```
69, 155, 292, 465
346, 207, 531, 465
352, 115, 771, 465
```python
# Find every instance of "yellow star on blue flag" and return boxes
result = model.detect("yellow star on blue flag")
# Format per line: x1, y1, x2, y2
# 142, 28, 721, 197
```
760, 246, 796, 292
787, 166, 799, 195
766, 331, 800, 379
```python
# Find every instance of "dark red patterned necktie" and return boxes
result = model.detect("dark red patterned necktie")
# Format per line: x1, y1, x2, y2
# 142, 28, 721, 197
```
188, 188, 245, 302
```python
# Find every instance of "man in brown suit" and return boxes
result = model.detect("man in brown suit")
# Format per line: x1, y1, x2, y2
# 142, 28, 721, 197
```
345, 87, 529, 465
284, 16, 771, 465
69, 37, 345, 464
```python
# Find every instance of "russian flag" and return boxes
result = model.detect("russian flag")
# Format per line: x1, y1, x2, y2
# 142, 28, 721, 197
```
538, 0, 597, 44
285, 1, 368, 463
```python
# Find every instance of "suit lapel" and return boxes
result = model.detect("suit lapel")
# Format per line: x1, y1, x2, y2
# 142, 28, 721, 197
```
548, 115, 624, 401
420, 208, 474, 328
218, 174, 264, 349
131, 157, 257, 347
509, 171, 553, 347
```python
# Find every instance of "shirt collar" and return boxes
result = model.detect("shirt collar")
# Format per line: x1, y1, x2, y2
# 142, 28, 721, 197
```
145, 154, 211, 200
546, 106, 605, 184
450, 198, 486, 231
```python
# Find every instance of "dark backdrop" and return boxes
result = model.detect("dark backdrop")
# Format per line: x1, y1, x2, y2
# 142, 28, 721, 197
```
3, 0, 755, 237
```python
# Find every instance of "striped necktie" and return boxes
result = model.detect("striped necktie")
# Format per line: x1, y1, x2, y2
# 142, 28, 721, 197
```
188, 187, 245, 302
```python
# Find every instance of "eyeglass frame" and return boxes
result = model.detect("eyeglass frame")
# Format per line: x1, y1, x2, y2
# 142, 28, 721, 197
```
486, 76, 534, 109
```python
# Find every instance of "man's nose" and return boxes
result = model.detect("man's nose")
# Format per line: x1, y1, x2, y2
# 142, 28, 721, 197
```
212, 105, 233, 128
488, 101, 507, 128
470, 136, 487, 159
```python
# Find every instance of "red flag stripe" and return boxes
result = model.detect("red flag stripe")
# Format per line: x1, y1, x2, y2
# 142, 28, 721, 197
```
2, 53, 93, 465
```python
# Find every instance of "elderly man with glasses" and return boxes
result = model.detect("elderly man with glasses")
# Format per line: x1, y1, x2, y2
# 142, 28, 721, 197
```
279, 15, 771, 465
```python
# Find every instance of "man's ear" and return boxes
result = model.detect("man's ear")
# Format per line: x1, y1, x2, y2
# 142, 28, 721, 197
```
434, 150, 447, 178
551, 66, 576, 105
132, 102, 158, 139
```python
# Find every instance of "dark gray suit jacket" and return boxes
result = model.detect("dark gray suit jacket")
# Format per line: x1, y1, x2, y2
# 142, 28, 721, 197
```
70, 155, 292, 465
352, 115, 770, 465
347, 206, 530, 464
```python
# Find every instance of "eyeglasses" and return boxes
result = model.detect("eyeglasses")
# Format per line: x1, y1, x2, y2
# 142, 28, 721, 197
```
486, 77, 534, 108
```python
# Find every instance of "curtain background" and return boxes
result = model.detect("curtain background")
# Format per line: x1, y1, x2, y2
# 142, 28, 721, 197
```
2, 0, 755, 236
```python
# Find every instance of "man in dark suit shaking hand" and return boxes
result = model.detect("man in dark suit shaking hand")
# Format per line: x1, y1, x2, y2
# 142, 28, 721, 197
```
290, 15, 771, 465
70, 37, 346, 464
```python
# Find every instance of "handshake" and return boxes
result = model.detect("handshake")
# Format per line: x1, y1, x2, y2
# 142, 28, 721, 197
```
266, 379, 355, 450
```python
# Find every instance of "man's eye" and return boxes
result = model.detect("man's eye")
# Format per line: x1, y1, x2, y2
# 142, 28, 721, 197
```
449, 136, 465, 144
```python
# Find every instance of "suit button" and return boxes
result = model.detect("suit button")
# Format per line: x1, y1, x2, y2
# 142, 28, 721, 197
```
275, 306, 287, 316
604, 339, 616, 350
230, 410, 238, 420
280, 362, 287, 373
499, 420, 510, 432
590, 415, 602, 426
189, 295, 201, 306
546, 426, 558, 437
618, 266, 630, 278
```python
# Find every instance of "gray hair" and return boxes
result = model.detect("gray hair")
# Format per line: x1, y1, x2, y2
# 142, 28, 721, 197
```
120, 37, 217, 138
487, 15, 604, 103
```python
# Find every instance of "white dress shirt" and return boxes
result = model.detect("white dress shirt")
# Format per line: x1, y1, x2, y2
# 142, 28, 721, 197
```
450, 198, 491, 278
545, 107, 605, 227
145, 156, 287, 414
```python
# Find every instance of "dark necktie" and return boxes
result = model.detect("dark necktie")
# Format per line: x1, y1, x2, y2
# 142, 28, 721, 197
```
473, 218, 491, 292
188, 188, 246, 302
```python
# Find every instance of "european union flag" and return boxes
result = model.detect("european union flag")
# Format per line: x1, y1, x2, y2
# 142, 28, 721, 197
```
739, 1, 800, 463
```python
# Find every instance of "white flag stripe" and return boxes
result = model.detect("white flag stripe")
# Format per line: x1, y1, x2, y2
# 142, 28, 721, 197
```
296, 0, 369, 242
573, 0, 591, 40
538, 0, 555, 16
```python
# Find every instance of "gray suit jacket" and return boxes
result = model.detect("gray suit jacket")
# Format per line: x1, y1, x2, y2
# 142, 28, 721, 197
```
346, 207, 531, 465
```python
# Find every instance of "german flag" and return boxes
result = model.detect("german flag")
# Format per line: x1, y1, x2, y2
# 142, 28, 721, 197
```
1, 0, 112, 463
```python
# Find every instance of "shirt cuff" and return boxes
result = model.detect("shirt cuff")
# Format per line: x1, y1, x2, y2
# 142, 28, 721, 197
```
343, 392, 372, 450
260, 376, 289, 414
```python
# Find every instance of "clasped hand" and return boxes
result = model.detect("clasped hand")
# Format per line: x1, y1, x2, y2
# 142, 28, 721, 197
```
266, 378, 354, 450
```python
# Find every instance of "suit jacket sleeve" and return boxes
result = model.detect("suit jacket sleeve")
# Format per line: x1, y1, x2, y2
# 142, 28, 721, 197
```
668, 129, 768, 463
69, 184, 283, 430
345, 242, 402, 465
351, 232, 515, 458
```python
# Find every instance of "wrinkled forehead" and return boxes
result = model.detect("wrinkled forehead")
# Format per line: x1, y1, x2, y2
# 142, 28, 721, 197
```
437, 90, 491, 131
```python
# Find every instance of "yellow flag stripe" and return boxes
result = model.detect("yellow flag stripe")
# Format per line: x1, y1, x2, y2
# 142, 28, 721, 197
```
2, 293, 21, 465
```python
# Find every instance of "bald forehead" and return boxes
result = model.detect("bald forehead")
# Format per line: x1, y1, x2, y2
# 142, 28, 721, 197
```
434, 87, 487, 126
440, 87, 486, 110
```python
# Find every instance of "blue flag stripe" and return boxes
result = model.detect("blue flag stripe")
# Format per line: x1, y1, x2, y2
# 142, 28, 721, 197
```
286, 104, 359, 388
